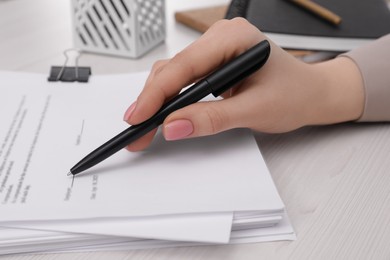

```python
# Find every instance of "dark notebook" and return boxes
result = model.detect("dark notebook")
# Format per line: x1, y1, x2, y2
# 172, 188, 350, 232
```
226, 0, 390, 51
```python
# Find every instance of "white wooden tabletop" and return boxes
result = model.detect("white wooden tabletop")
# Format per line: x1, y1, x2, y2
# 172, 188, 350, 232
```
1, 0, 390, 259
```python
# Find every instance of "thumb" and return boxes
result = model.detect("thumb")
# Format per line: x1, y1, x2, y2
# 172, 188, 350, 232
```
163, 99, 241, 141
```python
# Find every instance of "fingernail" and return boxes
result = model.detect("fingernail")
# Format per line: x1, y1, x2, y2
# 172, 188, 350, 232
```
164, 119, 194, 141
123, 101, 137, 122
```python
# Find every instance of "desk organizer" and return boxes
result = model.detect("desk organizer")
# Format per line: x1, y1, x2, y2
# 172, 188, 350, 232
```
71, 0, 165, 58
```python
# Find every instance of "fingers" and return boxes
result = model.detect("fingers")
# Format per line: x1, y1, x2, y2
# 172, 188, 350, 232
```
125, 18, 265, 126
163, 97, 245, 140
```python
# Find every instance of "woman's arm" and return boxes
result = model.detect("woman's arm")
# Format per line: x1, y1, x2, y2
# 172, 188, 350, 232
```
123, 18, 383, 151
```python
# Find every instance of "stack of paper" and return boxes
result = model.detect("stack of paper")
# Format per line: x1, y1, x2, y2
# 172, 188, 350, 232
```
0, 71, 295, 255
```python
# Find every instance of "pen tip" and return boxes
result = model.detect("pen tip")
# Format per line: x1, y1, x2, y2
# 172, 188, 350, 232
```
67, 171, 73, 176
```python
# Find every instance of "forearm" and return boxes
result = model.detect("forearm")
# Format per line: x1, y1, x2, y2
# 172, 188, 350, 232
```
303, 34, 390, 126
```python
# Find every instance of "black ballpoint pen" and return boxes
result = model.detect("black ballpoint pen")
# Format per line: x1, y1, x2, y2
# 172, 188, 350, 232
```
68, 40, 271, 176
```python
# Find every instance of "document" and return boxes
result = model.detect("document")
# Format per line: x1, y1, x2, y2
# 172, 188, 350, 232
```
0, 71, 294, 255
0, 71, 284, 220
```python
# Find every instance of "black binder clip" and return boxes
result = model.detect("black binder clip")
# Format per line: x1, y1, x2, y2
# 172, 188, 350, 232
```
48, 49, 91, 83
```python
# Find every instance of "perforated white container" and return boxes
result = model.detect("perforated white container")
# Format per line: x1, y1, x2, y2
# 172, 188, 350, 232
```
71, 0, 165, 58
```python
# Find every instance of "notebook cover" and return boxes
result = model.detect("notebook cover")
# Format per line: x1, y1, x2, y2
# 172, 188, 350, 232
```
174, 5, 313, 56
241, 0, 390, 39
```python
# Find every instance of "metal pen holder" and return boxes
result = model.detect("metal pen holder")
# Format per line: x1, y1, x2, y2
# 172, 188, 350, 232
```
71, 0, 165, 58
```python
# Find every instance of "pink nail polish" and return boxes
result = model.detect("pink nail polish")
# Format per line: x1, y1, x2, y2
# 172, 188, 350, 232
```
123, 101, 137, 122
164, 120, 194, 141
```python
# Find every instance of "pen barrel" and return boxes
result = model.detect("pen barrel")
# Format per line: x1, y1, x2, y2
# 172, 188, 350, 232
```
208, 40, 270, 97
70, 80, 211, 175
70, 40, 271, 175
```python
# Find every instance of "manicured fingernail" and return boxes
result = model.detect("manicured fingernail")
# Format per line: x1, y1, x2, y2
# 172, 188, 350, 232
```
164, 119, 194, 141
123, 101, 137, 122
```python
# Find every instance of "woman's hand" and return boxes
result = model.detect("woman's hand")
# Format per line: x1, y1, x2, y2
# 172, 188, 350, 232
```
123, 18, 364, 151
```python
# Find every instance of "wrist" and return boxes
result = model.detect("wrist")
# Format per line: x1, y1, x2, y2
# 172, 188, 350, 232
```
305, 56, 365, 126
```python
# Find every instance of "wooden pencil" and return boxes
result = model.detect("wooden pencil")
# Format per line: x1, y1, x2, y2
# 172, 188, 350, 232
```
289, 0, 342, 25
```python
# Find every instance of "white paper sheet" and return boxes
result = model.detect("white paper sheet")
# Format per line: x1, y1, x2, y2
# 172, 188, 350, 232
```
1, 213, 234, 243
0, 213, 295, 255
0, 71, 284, 221
0, 71, 294, 254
